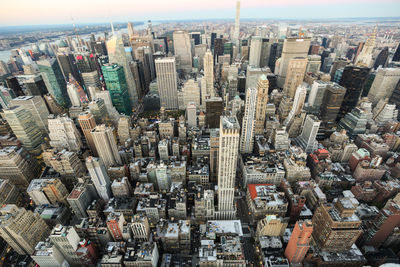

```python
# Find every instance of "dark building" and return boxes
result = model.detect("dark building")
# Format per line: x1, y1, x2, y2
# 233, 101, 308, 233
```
74, 52, 98, 73
259, 38, 271, 68
266, 73, 278, 94
213, 38, 226, 64
91, 41, 108, 56
56, 52, 82, 85
268, 41, 283, 73
237, 75, 246, 96
190, 32, 201, 45
320, 83, 346, 127
346, 47, 356, 61
157, 37, 169, 54
373, 47, 389, 69
211, 33, 217, 50
321, 37, 328, 48
205, 97, 224, 128
337, 65, 370, 121
392, 42, 400, 62
5, 76, 24, 96
17, 74, 48, 96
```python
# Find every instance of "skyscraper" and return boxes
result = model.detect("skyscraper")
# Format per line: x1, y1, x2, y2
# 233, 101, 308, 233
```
249, 36, 262, 67
173, 30, 192, 71
254, 75, 269, 135
203, 50, 214, 97
205, 97, 224, 128
186, 102, 197, 128
367, 68, 400, 105
86, 156, 112, 201
240, 87, 257, 154
296, 114, 320, 153
277, 37, 311, 87
283, 57, 308, 98
217, 116, 240, 220
285, 84, 307, 126
37, 58, 69, 107
9, 95, 49, 134
338, 65, 370, 120
2, 106, 43, 155
155, 57, 178, 110
355, 26, 377, 67
233, 1, 240, 53
284, 220, 313, 266
91, 125, 121, 168
0, 205, 50, 255
78, 112, 97, 156
101, 64, 132, 115
49, 225, 82, 266
107, 32, 138, 106
0, 146, 41, 187
320, 83, 346, 126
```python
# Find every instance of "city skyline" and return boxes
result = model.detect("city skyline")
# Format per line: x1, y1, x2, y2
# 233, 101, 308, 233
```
1, 0, 400, 26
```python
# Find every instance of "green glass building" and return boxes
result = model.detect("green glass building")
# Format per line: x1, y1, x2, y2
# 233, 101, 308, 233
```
101, 64, 132, 115
37, 58, 70, 107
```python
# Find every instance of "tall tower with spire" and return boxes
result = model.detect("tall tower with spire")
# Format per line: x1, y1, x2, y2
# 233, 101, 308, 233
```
356, 25, 377, 67
233, 1, 240, 58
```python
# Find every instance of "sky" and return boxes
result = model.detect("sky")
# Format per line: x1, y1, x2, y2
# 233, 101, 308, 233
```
1, 0, 400, 26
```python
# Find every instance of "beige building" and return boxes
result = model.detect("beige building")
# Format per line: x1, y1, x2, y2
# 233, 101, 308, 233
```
0, 205, 50, 255
254, 75, 269, 135
48, 114, 83, 151
91, 125, 121, 168
173, 30, 192, 71
155, 57, 178, 110
257, 215, 288, 237
240, 87, 257, 154
78, 111, 97, 155
283, 57, 308, 98
216, 116, 240, 220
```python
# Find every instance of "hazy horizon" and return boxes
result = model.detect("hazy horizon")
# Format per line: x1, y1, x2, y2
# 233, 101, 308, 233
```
1, 0, 399, 26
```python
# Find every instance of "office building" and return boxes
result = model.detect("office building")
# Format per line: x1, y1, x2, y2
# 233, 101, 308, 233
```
49, 225, 82, 266
240, 87, 257, 154
82, 71, 101, 94
86, 156, 112, 201
296, 115, 320, 153
107, 32, 138, 106
216, 116, 240, 220
205, 97, 223, 128
283, 57, 308, 98
249, 36, 262, 67
254, 75, 269, 135
78, 112, 97, 155
2, 106, 43, 155
284, 220, 313, 266
9, 95, 49, 134
91, 125, 121, 168
312, 198, 362, 252
245, 66, 269, 90
355, 26, 376, 67
320, 83, 346, 125
233, 1, 240, 55
0, 205, 50, 255
285, 84, 307, 126
277, 38, 311, 87
32, 241, 69, 267
27, 178, 69, 206
102, 64, 132, 115
48, 114, 83, 151
338, 65, 370, 120
173, 30, 192, 71
37, 58, 69, 107
155, 57, 178, 110
186, 102, 197, 128
204, 50, 214, 96
367, 68, 400, 105
131, 214, 150, 241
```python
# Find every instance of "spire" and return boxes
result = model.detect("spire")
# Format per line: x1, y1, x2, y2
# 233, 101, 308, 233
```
110, 21, 115, 36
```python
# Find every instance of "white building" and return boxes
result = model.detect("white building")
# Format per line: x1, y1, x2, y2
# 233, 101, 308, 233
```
91, 125, 121, 168
296, 115, 321, 153
240, 87, 257, 154
173, 30, 192, 71
48, 114, 82, 151
249, 36, 262, 67
86, 156, 111, 201
216, 116, 240, 220
155, 57, 178, 110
